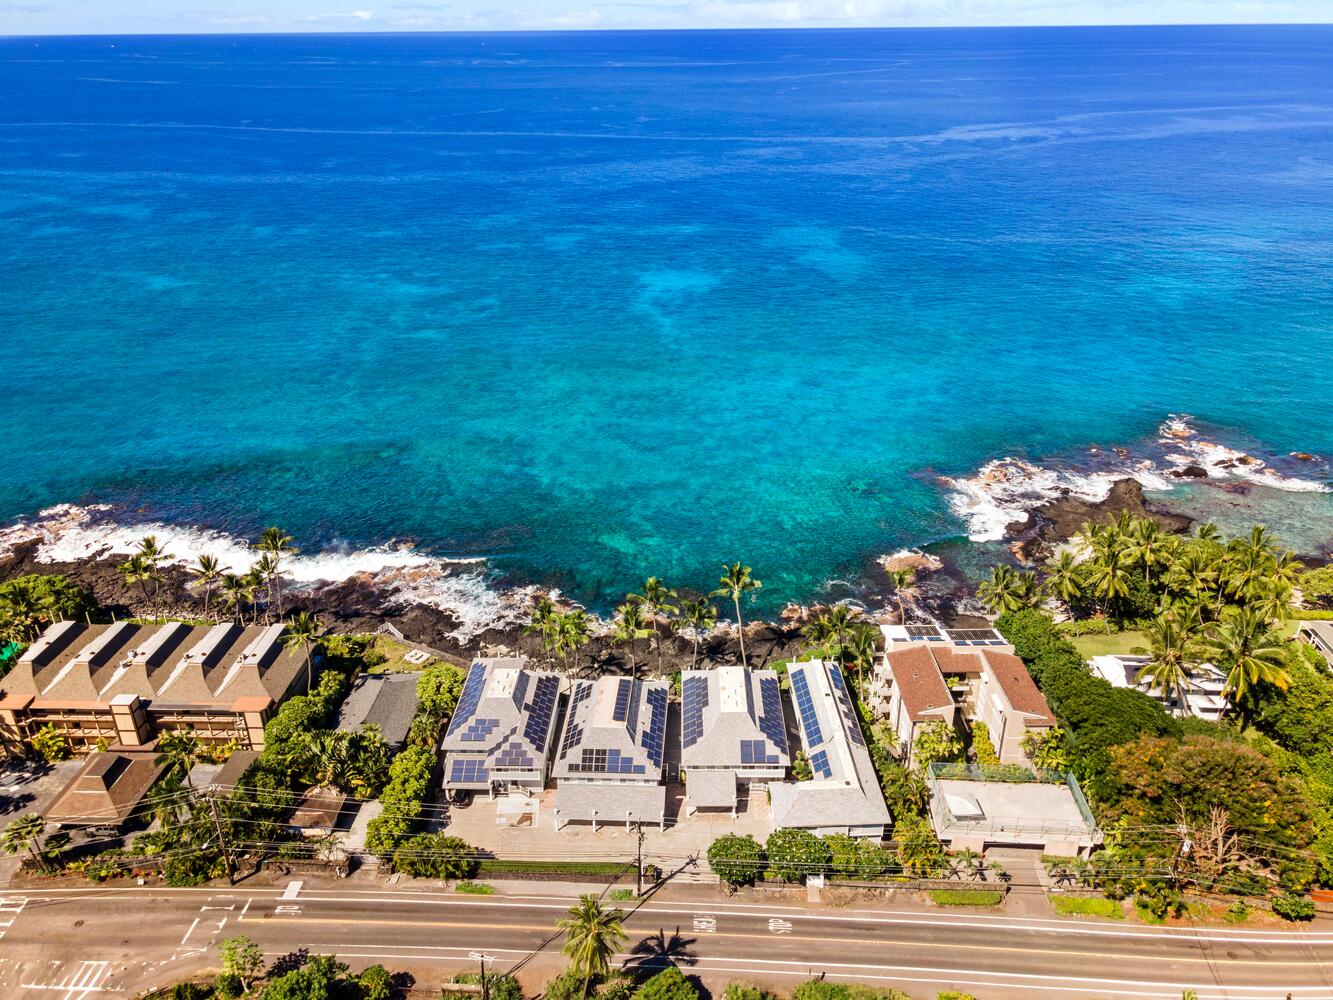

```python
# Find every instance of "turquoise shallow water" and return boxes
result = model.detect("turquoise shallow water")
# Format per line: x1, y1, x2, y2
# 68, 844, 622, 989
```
2, 27, 1332, 610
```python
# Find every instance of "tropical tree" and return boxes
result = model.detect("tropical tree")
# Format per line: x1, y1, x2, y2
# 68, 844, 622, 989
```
557, 895, 628, 998
557, 610, 593, 674
712, 563, 762, 668
120, 553, 153, 610
155, 730, 202, 790
632, 577, 678, 673
303, 731, 354, 791
255, 526, 297, 619
0, 580, 42, 642
219, 573, 249, 625
241, 567, 264, 625
1135, 614, 1198, 715
1201, 609, 1292, 721
884, 566, 917, 624
1128, 519, 1173, 584
844, 622, 880, 682
676, 597, 718, 670
219, 935, 265, 993
525, 596, 561, 666
1043, 550, 1083, 617
190, 554, 222, 620
611, 602, 649, 673
1021, 728, 1071, 772
1, 813, 51, 873
1087, 548, 1132, 621
912, 721, 963, 770
706, 834, 763, 888
282, 610, 322, 692
136, 535, 170, 616
976, 565, 1037, 616
252, 552, 281, 625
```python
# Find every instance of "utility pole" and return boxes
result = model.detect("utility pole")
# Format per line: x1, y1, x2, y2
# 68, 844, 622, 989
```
469, 951, 495, 1000
206, 794, 235, 885
636, 820, 645, 896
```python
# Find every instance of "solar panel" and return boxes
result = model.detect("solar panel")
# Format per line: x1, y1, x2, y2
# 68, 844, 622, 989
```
492, 733, 535, 770
444, 663, 488, 738
681, 674, 709, 749
460, 717, 501, 742
558, 681, 592, 760
790, 668, 825, 750
624, 679, 642, 735
828, 665, 866, 747
511, 671, 531, 709
947, 628, 1002, 643
809, 749, 832, 779
449, 757, 489, 784
612, 678, 632, 721
642, 686, 668, 768
740, 739, 778, 765
522, 674, 560, 750
757, 676, 789, 756
907, 625, 944, 639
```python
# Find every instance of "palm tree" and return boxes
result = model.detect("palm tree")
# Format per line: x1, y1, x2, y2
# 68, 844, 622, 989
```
525, 596, 561, 667
976, 565, 1034, 616
556, 610, 593, 674
1195, 522, 1222, 545
304, 731, 353, 791
844, 622, 880, 683
190, 554, 222, 620
137, 535, 170, 617
1128, 519, 1172, 584
557, 894, 628, 999
2, 813, 51, 873
119, 553, 153, 611
712, 563, 762, 667
220, 573, 248, 625
0, 580, 42, 642
1200, 609, 1291, 723
677, 597, 717, 670
631, 577, 678, 673
802, 612, 837, 657
282, 611, 322, 693
1043, 551, 1083, 618
155, 730, 202, 790
240, 567, 264, 625
611, 602, 649, 673
252, 553, 280, 624
255, 527, 297, 619
1087, 548, 1132, 621
884, 567, 917, 624
1134, 614, 1196, 715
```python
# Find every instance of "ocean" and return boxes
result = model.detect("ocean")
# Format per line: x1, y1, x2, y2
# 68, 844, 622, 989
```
2, 26, 1332, 624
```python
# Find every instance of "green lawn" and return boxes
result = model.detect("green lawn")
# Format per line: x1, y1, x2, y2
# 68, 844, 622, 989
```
1069, 630, 1147, 657
364, 636, 434, 674
1052, 895, 1124, 919
929, 889, 1004, 907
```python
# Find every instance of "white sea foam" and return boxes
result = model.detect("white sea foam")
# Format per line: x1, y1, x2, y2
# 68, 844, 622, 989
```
0, 504, 522, 643
942, 415, 1328, 543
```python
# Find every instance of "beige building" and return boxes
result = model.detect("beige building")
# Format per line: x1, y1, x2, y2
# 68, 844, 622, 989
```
871, 625, 1055, 765
0, 620, 310, 752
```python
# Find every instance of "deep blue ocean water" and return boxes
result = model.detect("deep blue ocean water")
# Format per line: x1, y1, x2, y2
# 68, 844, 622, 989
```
3, 26, 1332, 611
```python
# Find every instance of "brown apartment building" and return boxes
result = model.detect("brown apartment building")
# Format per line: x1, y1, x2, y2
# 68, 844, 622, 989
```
0, 620, 310, 752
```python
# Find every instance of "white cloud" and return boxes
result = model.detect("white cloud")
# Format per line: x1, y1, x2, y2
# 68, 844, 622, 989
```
302, 7, 374, 19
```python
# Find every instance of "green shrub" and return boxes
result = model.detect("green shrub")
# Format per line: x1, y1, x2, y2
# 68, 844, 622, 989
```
723, 984, 777, 1000
1052, 895, 1123, 919
970, 722, 1000, 766
1272, 893, 1316, 921
928, 889, 1003, 907
765, 828, 830, 883
791, 981, 910, 1000
456, 880, 494, 894
454, 972, 523, 1000
937, 993, 978, 1000
708, 834, 764, 887
543, 969, 591, 1000
636, 967, 700, 1000
476, 859, 629, 875
29, 724, 72, 763
391, 833, 479, 879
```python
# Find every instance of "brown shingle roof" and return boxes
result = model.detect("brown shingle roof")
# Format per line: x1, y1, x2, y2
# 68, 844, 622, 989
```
982, 650, 1056, 726
884, 645, 954, 722
44, 752, 164, 828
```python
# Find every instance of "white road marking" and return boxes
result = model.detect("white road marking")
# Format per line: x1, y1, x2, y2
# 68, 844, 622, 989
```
280, 880, 303, 900
240, 897, 253, 919
20, 960, 116, 1000
693, 915, 716, 933
179, 917, 200, 946
0, 894, 27, 939
275, 904, 304, 915
768, 918, 793, 934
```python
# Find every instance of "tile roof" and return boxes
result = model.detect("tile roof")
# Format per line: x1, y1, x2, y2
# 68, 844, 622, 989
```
981, 650, 1056, 725
883, 645, 954, 721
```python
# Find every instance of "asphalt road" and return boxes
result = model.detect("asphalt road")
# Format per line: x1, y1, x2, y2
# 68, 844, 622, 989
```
3, 881, 1333, 1000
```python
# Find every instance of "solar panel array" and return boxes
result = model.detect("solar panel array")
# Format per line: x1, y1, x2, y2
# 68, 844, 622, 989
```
809, 749, 832, 779
444, 663, 488, 738
449, 757, 489, 784
558, 681, 593, 760
522, 674, 559, 750
492, 730, 536, 770
642, 687, 668, 767
612, 678, 633, 721
756, 676, 790, 755
790, 668, 825, 749
460, 717, 501, 742
739, 739, 780, 765
906, 625, 945, 640
827, 665, 865, 747
569, 747, 646, 775
681, 674, 709, 749
945, 628, 1007, 646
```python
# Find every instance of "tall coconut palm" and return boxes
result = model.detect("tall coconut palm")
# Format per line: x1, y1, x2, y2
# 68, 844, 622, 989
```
1042, 551, 1083, 618
801, 611, 837, 657
252, 553, 280, 624
824, 604, 859, 663
1, 813, 51, 873
552, 610, 593, 675
1200, 609, 1291, 723
844, 622, 880, 683
136, 535, 170, 617
631, 577, 678, 673
254, 527, 297, 619
677, 597, 718, 670
241, 567, 265, 625
155, 730, 202, 791
557, 894, 628, 999
1128, 519, 1173, 584
1134, 614, 1197, 715
220, 573, 248, 625
1195, 522, 1222, 545
525, 596, 561, 667
976, 565, 1035, 616
712, 563, 762, 667
120, 553, 153, 611
282, 611, 322, 693
611, 602, 649, 673
884, 567, 917, 624
1087, 548, 1131, 621
190, 554, 223, 621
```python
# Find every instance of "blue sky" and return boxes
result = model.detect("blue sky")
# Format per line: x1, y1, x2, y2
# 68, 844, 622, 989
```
1, 0, 1330, 34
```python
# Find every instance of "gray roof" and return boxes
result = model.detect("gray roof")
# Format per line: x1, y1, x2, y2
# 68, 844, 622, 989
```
551, 676, 668, 782
556, 781, 666, 824
679, 666, 790, 771
3, 621, 306, 710
685, 768, 737, 808
770, 660, 891, 832
337, 672, 420, 748
440, 658, 560, 787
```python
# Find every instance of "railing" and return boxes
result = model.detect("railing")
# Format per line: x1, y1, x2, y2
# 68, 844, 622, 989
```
926, 762, 1101, 841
